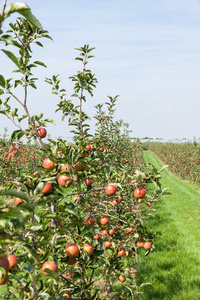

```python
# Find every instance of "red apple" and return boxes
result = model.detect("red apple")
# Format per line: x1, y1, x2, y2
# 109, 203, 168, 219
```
85, 145, 91, 151
41, 182, 53, 194
143, 242, 152, 250
73, 195, 81, 203
43, 158, 55, 170
93, 233, 100, 240
58, 175, 73, 188
109, 229, 115, 235
100, 217, 109, 225
104, 241, 112, 248
65, 243, 80, 258
42, 261, 58, 276
134, 188, 146, 199
84, 216, 95, 226
85, 178, 91, 186
0, 256, 9, 273
37, 128, 47, 138
7, 254, 18, 270
105, 184, 117, 196
14, 197, 24, 205
83, 243, 94, 255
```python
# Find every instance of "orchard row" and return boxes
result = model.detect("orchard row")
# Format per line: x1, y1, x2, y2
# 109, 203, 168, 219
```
0, 10, 166, 299
149, 142, 200, 185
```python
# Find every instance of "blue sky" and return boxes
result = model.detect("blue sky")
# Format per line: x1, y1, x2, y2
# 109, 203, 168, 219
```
1, 0, 200, 141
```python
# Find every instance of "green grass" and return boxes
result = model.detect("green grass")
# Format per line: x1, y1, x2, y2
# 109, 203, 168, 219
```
137, 150, 200, 300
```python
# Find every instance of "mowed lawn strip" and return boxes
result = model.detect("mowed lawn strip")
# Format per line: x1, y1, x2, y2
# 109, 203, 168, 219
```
137, 150, 200, 300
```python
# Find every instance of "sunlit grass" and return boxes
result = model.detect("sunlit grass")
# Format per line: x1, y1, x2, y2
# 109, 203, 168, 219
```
137, 151, 200, 299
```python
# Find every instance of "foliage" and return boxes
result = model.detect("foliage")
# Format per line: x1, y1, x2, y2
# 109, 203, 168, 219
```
149, 142, 200, 185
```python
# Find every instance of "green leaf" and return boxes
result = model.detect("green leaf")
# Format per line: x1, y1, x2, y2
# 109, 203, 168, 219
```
35, 41, 43, 47
1, 189, 29, 201
40, 34, 53, 40
0, 34, 22, 48
40, 213, 57, 219
17, 114, 28, 122
18, 202, 35, 212
44, 118, 56, 125
6, 287, 21, 300
10, 108, 18, 118
75, 57, 83, 62
28, 224, 42, 231
2, 50, 19, 68
65, 208, 77, 216
8, 130, 25, 141
42, 268, 58, 280
5, 3, 42, 29
0, 111, 6, 115
33, 182, 46, 196
23, 244, 40, 262
45, 78, 52, 84
0, 75, 5, 88
33, 61, 47, 68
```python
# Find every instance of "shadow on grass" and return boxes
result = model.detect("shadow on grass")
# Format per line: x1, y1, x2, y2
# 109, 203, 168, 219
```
140, 273, 182, 300
137, 199, 185, 299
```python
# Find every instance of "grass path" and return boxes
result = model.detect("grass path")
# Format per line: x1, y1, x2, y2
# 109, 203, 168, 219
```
137, 150, 200, 300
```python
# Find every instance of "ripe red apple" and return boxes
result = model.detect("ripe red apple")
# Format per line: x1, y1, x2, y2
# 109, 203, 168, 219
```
83, 243, 94, 255
41, 182, 53, 194
14, 197, 24, 205
42, 261, 58, 276
119, 275, 126, 282
85, 145, 91, 151
65, 243, 80, 258
58, 175, 73, 188
63, 291, 71, 298
37, 128, 47, 138
134, 188, 146, 199
0, 273, 8, 285
61, 163, 70, 172
84, 216, 95, 226
112, 199, 118, 206
105, 184, 117, 196
118, 249, 125, 257
109, 229, 115, 235
125, 228, 134, 234
143, 242, 152, 250
100, 217, 109, 225
7, 254, 18, 270
102, 230, 108, 236
98, 147, 104, 152
93, 233, 100, 240
73, 195, 80, 203
125, 250, 133, 257
0, 256, 9, 273
136, 241, 144, 248
43, 158, 55, 170
104, 241, 112, 248
85, 178, 91, 186
63, 291, 71, 299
